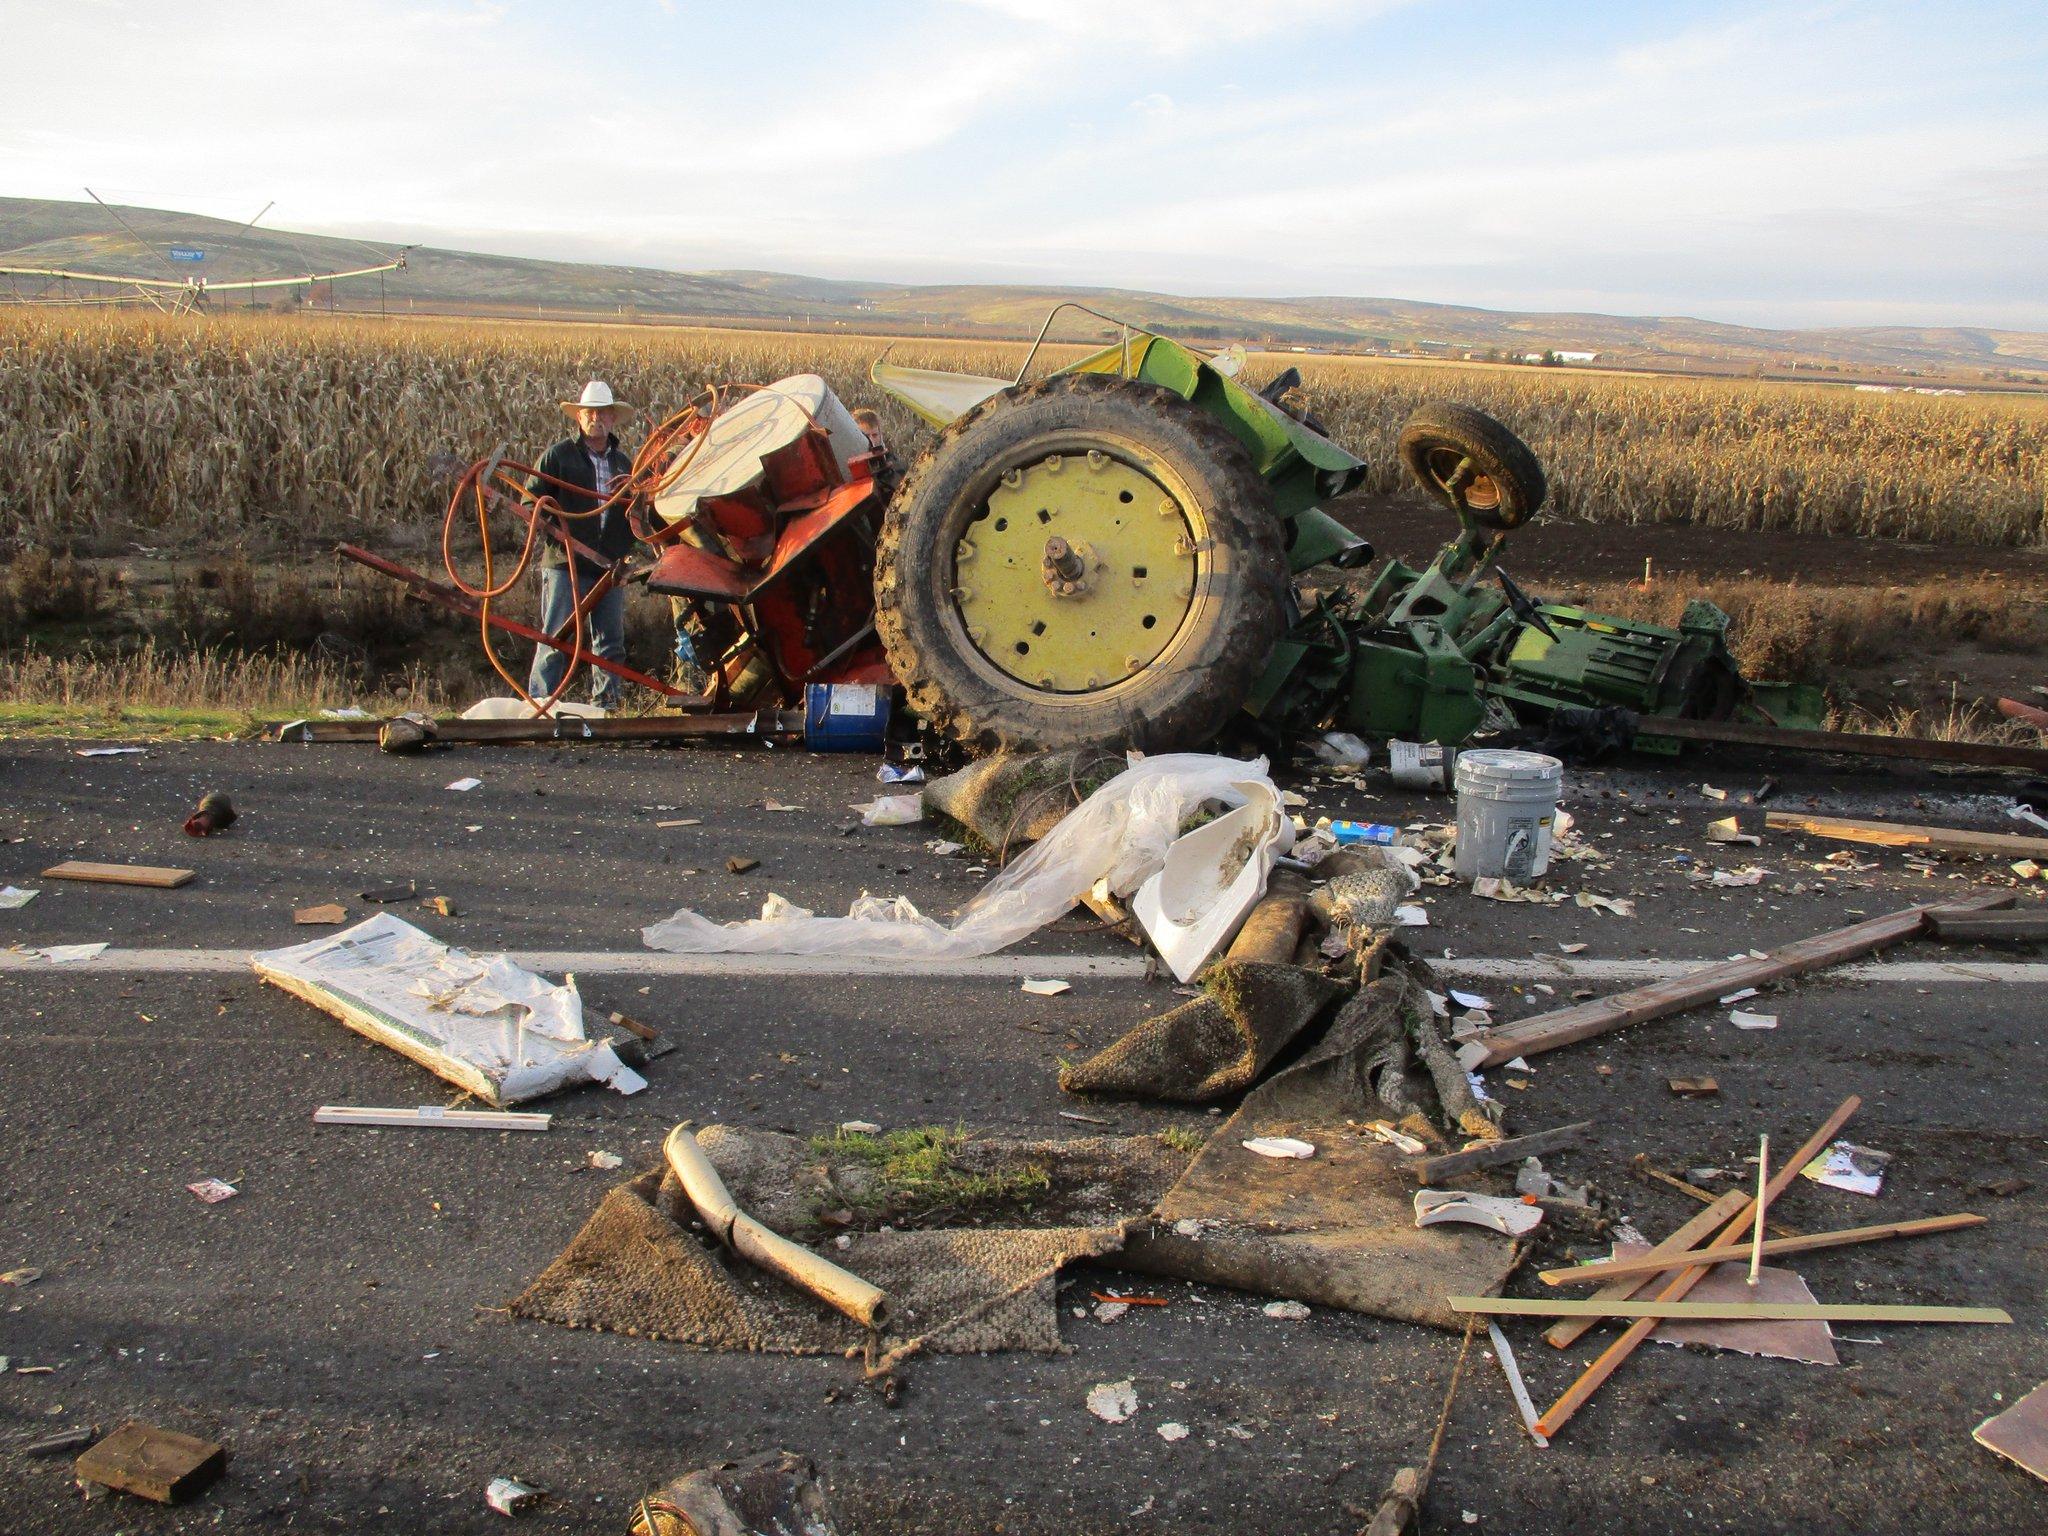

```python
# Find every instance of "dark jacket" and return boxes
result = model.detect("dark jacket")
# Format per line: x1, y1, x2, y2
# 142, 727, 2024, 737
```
526, 434, 637, 575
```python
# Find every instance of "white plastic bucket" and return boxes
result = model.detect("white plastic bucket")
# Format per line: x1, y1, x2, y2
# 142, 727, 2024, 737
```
1452, 749, 1563, 881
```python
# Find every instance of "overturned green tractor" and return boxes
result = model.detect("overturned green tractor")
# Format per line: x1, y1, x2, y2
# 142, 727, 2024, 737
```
871, 306, 1818, 755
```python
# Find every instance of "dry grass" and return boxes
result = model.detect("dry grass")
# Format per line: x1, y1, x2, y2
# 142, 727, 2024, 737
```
0, 642, 444, 738
4, 309, 2043, 549
1553, 575, 2048, 685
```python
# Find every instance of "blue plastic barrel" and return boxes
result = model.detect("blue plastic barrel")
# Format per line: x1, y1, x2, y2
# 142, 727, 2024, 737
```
803, 683, 891, 753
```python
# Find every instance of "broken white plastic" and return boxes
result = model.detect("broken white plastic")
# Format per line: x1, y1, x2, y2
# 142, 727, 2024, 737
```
1132, 778, 1294, 981
1413, 1189, 1543, 1237
253, 913, 645, 1107
1242, 1136, 1317, 1160
644, 754, 1274, 960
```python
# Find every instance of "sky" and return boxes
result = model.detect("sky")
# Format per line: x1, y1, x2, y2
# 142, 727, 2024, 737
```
3, 0, 2045, 330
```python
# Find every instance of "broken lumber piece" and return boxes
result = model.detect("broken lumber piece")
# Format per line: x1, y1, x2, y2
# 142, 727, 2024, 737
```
1409, 1121, 1592, 1184
1928, 907, 2048, 944
1546, 1189, 1749, 1349
1532, 1095, 1861, 1439
73, 1421, 226, 1504
663, 1124, 890, 1330
1632, 1156, 1799, 1238
1453, 1296, 2010, 1325
42, 860, 194, 889
1475, 892, 2013, 1067
1975, 1378, 2048, 1485
1539, 1212, 1986, 1286
1764, 811, 2048, 860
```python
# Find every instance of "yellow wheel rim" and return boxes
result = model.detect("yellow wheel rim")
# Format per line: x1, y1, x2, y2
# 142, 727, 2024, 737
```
952, 448, 1199, 693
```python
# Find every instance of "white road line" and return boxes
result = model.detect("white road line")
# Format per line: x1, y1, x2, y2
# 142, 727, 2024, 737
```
3, 948, 2048, 985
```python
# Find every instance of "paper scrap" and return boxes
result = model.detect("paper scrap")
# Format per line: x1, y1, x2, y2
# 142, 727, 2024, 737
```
1393, 904, 1430, 927
1087, 1379, 1138, 1423
856, 793, 923, 826
74, 746, 146, 757
1157, 1422, 1190, 1442
1730, 1009, 1779, 1030
1557, 941, 1588, 954
446, 777, 482, 792
1719, 987, 1759, 1004
22, 942, 107, 964
187, 1178, 238, 1204
1262, 1299, 1312, 1320
1021, 978, 1071, 996
1242, 1136, 1316, 1160
655, 818, 701, 828
1802, 1141, 1889, 1196
1449, 989, 1492, 1011
1574, 892, 1636, 916
0, 886, 38, 909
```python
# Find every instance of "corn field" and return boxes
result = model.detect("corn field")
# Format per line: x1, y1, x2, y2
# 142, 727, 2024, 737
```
3, 309, 2044, 547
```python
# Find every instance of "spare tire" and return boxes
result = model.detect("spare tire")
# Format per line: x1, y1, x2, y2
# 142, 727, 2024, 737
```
874, 373, 1289, 754
1396, 404, 1547, 529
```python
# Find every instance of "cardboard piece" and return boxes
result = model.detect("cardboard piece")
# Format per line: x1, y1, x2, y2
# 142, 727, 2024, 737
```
1975, 1378, 2048, 1484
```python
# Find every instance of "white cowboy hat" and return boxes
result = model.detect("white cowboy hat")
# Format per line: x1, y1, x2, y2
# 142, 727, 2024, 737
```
559, 380, 635, 420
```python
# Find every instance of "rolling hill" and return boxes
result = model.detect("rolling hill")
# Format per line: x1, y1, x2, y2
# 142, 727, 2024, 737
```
4, 196, 2043, 380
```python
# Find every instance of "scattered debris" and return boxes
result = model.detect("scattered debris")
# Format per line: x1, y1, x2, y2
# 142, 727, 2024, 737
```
74, 746, 147, 757
1730, 1009, 1779, 1030
73, 1422, 227, 1505
1093, 1300, 1129, 1323
313, 1105, 552, 1131
187, 1178, 238, 1203
1975, 1380, 2048, 1485
359, 880, 417, 903
18, 943, 108, 964
1701, 784, 1729, 801
1667, 1076, 1719, 1097
253, 913, 646, 1106
1262, 1299, 1312, 1320
446, 776, 483, 792
1364, 1121, 1429, 1156
656, 817, 702, 828
1310, 731, 1373, 769
1765, 810, 2048, 860
1, 1266, 42, 1286
182, 792, 237, 837
1573, 892, 1635, 916
1928, 907, 2048, 944
484, 1476, 545, 1516
857, 793, 923, 826
25, 1426, 97, 1457
424, 895, 458, 917
1241, 1136, 1316, 1160
838, 1120, 882, 1135
1705, 816, 1760, 845
925, 838, 965, 856
1470, 893, 2013, 1067
1540, 1212, 1984, 1288
1407, 1121, 1590, 1185
1414, 1189, 1543, 1237
41, 860, 193, 889
1452, 1295, 2008, 1326
1387, 738, 1447, 790
725, 855, 760, 874
293, 903, 347, 925
1156, 1422, 1190, 1442
1087, 1379, 1138, 1424
0, 885, 36, 909
1021, 977, 1071, 996
1802, 1141, 1891, 1196
1486, 1322, 1548, 1446
627, 1452, 841, 1536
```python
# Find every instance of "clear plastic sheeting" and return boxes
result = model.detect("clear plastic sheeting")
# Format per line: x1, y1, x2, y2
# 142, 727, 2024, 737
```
253, 913, 646, 1105
642, 753, 1272, 959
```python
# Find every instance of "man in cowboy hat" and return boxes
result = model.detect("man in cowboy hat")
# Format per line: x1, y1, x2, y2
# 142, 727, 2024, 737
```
525, 380, 639, 708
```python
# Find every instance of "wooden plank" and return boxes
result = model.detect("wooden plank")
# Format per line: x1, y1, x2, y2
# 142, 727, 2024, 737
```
1634, 714, 2048, 772
1546, 1188, 1750, 1349
1929, 909, 2048, 943
1475, 892, 2013, 1068
1533, 1095, 1860, 1438
1765, 811, 2048, 860
1454, 1296, 2010, 1325
1633, 1156, 1799, 1238
1410, 1121, 1593, 1184
42, 860, 194, 889
312, 1105, 552, 1131
273, 710, 805, 745
1541, 1213, 1985, 1286
74, 1421, 227, 1504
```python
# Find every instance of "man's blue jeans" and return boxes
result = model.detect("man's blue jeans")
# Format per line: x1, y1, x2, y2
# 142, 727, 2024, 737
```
528, 565, 627, 708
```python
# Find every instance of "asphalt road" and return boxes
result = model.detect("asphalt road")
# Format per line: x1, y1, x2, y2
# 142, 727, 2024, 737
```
2, 738, 2045, 1534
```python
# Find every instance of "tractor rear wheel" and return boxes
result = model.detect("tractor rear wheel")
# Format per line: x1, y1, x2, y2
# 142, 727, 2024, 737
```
1396, 404, 1547, 529
874, 373, 1289, 754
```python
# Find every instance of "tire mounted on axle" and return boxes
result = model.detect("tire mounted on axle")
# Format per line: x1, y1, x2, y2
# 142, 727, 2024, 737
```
874, 373, 1291, 754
